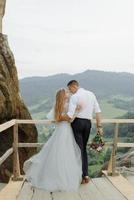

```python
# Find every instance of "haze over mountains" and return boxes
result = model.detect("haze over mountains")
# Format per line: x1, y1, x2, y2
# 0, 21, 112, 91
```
19, 70, 134, 119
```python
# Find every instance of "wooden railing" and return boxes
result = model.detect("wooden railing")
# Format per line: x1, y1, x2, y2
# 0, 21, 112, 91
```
0, 119, 134, 181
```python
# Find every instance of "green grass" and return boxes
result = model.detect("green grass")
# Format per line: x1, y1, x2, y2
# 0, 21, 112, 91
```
31, 111, 46, 119
29, 99, 48, 111
112, 95, 134, 101
100, 100, 127, 118
89, 164, 102, 173
29, 98, 128, 120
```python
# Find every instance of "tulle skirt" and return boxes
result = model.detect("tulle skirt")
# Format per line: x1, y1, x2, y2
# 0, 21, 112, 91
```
23, 121, 82, 192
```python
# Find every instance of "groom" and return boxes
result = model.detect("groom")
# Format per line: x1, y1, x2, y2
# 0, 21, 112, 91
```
59, 80, 103, 184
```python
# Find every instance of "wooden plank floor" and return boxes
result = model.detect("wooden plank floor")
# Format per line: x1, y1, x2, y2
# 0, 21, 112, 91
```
105, 174, 134, 200
16, 177, 128, 200
0, 176, 133, 200
126, 175, 134, 185
0, 179, 24, 200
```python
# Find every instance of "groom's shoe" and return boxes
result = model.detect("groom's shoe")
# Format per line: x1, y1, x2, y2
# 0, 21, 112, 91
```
84, 176, 90, 184
81, 178, 86, 184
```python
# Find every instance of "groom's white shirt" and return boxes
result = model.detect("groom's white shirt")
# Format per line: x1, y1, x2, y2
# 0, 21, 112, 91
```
67, 88, 101, 120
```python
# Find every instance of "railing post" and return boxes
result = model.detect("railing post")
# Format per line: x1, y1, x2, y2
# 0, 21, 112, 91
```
112, 122, 119, 176
108, 122, 119, 176
12, 123, 21, 181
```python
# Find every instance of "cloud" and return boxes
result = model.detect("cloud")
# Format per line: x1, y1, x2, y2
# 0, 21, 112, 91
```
3, 0, 134, 77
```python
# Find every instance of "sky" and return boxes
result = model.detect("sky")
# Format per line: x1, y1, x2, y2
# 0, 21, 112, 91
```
3, 0, 134, 78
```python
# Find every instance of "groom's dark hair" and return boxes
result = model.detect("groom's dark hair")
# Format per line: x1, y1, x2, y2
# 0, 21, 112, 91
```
67, 80, 79, 86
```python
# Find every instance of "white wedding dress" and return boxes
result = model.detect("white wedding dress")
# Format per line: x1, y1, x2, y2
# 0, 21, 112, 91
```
23, 102, 82, 192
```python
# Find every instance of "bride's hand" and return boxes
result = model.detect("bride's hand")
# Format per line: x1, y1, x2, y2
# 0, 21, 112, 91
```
69, 118, 74, 123
76, 105, 81, 112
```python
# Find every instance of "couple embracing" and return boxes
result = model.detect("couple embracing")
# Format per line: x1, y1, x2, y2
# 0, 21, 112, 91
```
23, 80, 102, 192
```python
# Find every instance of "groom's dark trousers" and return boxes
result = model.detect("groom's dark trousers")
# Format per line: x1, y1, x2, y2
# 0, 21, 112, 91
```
71, 117, 91, 177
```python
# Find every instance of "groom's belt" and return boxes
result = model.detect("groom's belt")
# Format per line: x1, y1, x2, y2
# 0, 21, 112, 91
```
75, 117, 91, 121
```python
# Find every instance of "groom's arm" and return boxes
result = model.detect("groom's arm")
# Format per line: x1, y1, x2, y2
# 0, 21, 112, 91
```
96, 112, 103, 135
93, 94, 103, 135
59, 95, 77, 122
96, 112, 102, 127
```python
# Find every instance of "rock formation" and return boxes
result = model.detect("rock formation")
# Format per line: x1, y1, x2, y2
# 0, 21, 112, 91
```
0, 0, 6, 33
0, 0, 38, 182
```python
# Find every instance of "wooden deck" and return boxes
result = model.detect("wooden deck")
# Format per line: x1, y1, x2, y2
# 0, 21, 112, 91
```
0, 174, 134, 200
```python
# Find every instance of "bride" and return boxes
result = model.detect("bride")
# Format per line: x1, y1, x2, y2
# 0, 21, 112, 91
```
23, 88, 82, 192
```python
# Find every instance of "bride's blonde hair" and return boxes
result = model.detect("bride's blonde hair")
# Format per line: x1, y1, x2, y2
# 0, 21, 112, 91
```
54, 89, 66, 121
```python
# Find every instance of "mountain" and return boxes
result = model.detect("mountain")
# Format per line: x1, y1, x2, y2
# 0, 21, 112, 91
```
19, 70, 134, 118
19, 70, 134, 104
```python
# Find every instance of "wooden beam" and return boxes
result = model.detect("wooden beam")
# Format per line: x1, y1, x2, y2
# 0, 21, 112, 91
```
117, 143, 134, 148
18, 143, 44, 147
112, 123, 119, 176
12, 123, 21, 181
16, 119, 54, 124
15, 118, 134, 124
107, 152, 113, 176
0, 118, 133, 130
18, 141, 113, 148
0, 147, 13, 165
0, 119, 16, 133
108, 123, 119, 176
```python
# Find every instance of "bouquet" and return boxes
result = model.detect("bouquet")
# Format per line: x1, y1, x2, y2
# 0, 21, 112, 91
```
90, 134, 105, 152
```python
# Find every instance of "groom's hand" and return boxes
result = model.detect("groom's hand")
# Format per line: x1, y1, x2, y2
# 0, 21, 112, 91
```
96, 126, 103, 136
